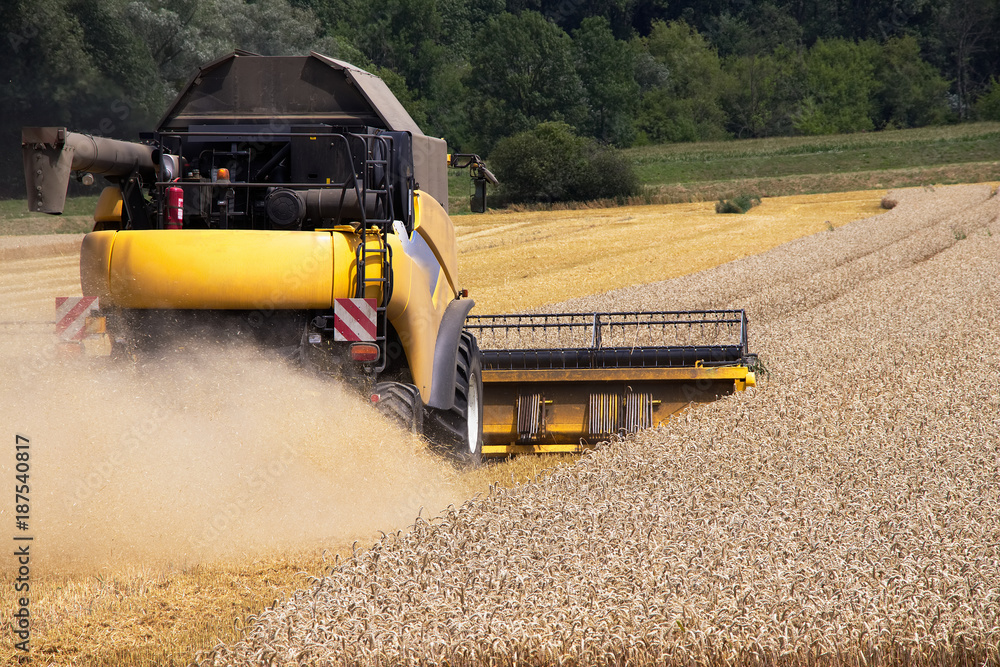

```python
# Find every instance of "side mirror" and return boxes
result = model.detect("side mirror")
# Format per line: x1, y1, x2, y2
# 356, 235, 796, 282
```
471, 177, 487, 213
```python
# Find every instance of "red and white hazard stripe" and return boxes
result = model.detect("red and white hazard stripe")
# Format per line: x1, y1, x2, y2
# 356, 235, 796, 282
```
55, 297, 99, 341
333, 298, 377, 342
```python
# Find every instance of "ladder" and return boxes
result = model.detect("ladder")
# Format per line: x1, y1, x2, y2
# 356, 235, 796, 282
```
354, 134, 395, 372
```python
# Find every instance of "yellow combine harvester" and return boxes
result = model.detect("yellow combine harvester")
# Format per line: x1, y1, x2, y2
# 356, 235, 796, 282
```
23, 51, 755, 466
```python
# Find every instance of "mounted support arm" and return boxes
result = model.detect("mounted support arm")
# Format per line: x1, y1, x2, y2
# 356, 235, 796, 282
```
448, 153, 497, 213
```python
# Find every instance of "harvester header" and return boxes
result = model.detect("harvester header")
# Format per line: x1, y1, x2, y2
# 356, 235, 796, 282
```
467, 311, 756, 455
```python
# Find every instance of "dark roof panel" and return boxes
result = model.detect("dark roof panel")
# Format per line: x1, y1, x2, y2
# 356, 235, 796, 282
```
157, 52, 420, 133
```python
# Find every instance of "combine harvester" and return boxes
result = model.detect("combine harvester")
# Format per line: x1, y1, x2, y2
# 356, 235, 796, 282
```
23, 51, 755, 465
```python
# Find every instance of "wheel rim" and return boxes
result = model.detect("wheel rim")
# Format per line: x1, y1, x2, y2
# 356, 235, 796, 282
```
467, 373, 480, 454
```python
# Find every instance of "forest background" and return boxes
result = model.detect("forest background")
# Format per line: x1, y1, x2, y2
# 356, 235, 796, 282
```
3, 0, 1000, 199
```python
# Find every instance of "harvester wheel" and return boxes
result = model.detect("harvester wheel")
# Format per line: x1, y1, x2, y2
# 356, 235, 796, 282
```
426, 332, 484, 466
372, 382, 423, 435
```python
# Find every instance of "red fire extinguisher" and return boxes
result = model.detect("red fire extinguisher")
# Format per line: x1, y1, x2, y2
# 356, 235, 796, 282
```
166, 186, 184, 229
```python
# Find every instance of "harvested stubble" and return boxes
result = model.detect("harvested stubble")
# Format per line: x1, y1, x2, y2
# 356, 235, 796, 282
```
199, 185, 1000, 666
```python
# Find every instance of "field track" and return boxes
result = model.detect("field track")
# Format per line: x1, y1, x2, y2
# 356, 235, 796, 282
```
198, 184, 1000, 665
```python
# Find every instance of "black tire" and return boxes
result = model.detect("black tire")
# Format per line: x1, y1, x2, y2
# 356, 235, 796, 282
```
425, 332, 484, 466
372, 382, 423, 435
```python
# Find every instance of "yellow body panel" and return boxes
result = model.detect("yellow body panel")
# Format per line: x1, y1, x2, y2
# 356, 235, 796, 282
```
81, 230, 342, 309
385, 206, 458, 400
385, 232, 442, 401
413, 191, 458, 296
93, 187, 123, 224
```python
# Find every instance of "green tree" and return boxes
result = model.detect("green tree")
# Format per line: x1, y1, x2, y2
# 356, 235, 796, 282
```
635, 20, 730, 143
573, 17, 640, 146
504, 0, 668, 37
123, 0, 341, 94
776, 0, 901, 42
347, 0, 445, 94
0, 0, 162, 196
938, 0, 996, 119
72, 0, 163, 113
301, 0, 481, 146
707, 1, 802, 58
123, 0, 237, 90
722, 46, 806, 138
874, 36, 950, 128
468, 11, 586, 151
228, 0, 338, 58
435, 0, 504, 55
489, 122, 638, 204
974, 77, 1000, 121
2, 0, 161, 127
794, 38, 881, 135
422, 60, 474, 147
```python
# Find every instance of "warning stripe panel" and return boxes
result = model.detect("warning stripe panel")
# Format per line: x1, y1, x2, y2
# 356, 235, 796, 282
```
55, 297, 99, 341
333, 298, 377, 342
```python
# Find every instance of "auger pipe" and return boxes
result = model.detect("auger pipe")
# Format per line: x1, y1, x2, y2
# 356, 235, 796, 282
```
22, 127, 157, 214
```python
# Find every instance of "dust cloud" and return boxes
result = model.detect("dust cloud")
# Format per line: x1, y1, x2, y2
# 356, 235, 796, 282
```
0, 336, 465, 572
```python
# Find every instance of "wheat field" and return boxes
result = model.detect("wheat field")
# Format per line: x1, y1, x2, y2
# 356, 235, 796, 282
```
198, 184, 1000, 666
454, 190, 884, 313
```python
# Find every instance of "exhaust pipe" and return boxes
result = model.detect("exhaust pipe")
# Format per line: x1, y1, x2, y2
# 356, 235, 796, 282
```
22, 127, 157, 214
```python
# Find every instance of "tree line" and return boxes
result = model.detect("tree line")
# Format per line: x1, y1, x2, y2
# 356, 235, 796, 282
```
3, 0, 1000, 198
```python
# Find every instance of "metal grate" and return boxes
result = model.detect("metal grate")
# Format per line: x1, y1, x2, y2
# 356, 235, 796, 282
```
516, 393, 544, 442
624, 391, 653, 433
588, 392, 621, 438
466, 310, 750, 370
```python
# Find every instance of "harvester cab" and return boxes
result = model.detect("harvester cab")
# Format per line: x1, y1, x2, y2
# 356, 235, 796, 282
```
22, 51, 756, 465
